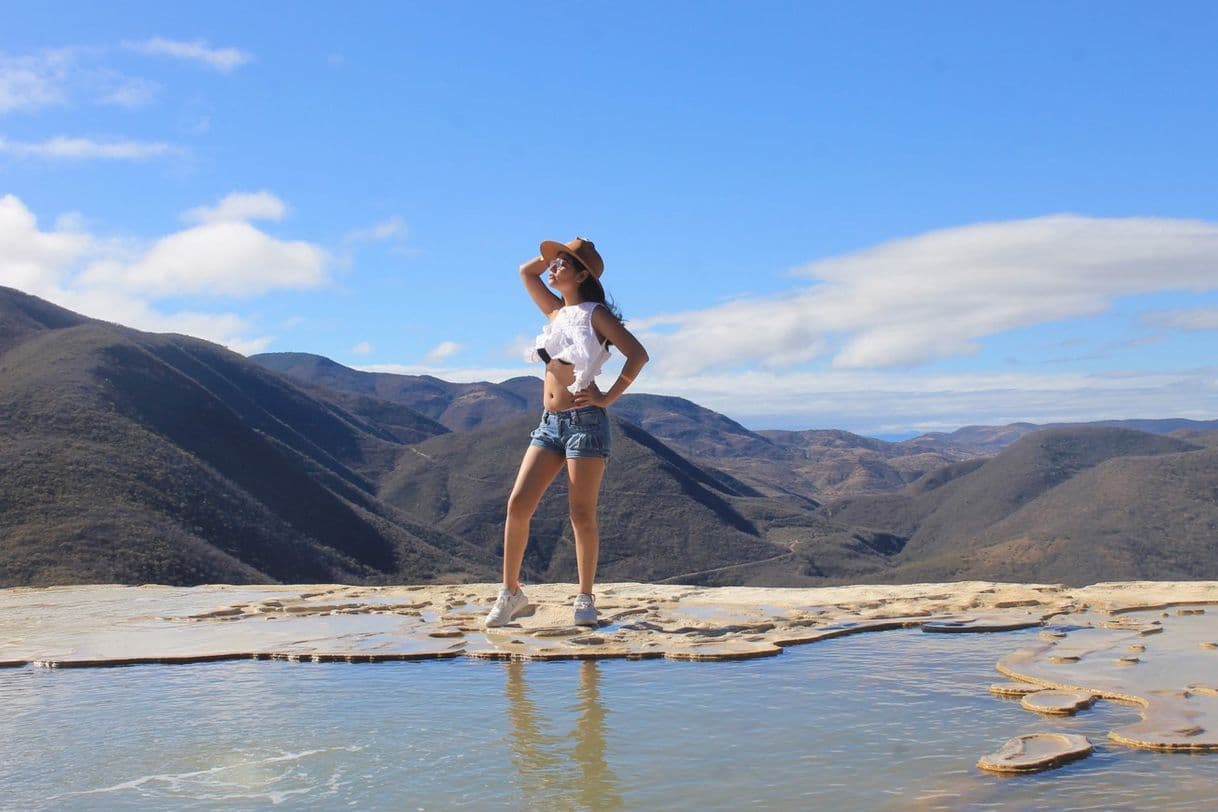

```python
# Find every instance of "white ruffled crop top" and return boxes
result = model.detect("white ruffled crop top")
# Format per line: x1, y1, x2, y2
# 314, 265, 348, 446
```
527, 301, 612, 394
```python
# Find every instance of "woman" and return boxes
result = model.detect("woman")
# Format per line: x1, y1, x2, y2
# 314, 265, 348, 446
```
485, 237, 649, 628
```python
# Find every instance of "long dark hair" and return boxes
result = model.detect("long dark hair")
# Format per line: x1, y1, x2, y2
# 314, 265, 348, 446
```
577, 273, 623, 347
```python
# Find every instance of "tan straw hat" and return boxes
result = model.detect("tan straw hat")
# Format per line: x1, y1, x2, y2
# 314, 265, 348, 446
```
540, 236, 604, 279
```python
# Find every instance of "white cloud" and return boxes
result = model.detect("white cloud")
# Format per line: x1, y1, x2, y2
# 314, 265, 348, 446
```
344, 215, 407, 243
360, 363, 537, 383
53, 211, 88, 232
182, 191, 287, 224
638, 215, 1218, 375
422, 340, 462, 364
124, 37, 252, 73
1143, 308, 1218, 331
0, 135, 177, 161
79, 220, 327, 298
97, 75, 159, 108
1, 47, 161, 113
0, 193, 90, 291
346, 358, 1218, 435
633, 365, 1218, 433
0, 193, 326, 355
352, 341, 374, 355
72, 193, 313, 302
0, 48, 72, 113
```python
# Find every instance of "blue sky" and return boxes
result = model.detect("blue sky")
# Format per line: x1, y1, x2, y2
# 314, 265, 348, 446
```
2, 1, 1217, 436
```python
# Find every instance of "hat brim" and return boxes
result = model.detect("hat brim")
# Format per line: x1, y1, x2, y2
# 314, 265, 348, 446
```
540, 240, 603, 279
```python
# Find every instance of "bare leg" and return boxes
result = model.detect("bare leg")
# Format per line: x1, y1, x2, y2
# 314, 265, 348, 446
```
503, 445, 565, 591
567, 457, 607, 595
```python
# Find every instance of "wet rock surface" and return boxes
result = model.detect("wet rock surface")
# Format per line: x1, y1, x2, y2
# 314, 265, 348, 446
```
977, 733, 1094, 773
0, 581, 1214, 670
0, 581, 1071, 666
988, 681, 1045, 697
996, 600, 1218, 753
1019, 689, 1097, 715
6, 580, 1218, 774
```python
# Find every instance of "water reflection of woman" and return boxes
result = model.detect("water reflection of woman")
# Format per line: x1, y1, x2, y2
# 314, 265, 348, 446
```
503, 660, 622, 810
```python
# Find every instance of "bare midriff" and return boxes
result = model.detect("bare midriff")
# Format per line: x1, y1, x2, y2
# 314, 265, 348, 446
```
542, 360, 581, 411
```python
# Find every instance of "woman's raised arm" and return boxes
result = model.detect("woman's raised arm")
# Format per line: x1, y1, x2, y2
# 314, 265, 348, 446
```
519, 255, 563, 318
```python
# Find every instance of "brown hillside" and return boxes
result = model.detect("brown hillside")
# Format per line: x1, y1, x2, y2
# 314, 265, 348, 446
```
898, 426, 1199, 562
0, 294, 497, 586
378, 414, 792, 584
965, 446, 1218, 582
252, 352, 543, 431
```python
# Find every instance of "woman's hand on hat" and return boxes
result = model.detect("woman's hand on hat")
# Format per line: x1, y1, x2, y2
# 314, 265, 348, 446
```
519, 255, 548, 276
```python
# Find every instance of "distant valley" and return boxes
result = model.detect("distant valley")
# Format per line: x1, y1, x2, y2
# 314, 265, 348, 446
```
3, 285, 1217, 588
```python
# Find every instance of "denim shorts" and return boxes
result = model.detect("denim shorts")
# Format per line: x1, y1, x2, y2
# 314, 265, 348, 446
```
528, 406, 611, 459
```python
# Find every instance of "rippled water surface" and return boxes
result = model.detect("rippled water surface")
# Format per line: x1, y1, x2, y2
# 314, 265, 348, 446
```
3, 628, 1217, 810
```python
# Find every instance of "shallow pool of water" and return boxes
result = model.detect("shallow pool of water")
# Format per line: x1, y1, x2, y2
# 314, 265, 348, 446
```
2, 628, 1216, 810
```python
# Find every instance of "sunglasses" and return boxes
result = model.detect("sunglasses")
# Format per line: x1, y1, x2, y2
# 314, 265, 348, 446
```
548, 255, 585, 273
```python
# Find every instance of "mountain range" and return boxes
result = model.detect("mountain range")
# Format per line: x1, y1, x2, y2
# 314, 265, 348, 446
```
3, 284, 1216, 588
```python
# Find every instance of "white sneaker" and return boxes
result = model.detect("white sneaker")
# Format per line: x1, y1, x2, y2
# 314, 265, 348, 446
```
485, 586, 529, 628
573, 593, 599, 627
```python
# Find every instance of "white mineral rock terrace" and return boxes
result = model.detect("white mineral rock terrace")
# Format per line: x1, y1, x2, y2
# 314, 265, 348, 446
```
977, 733, 1094, 773
3, 580, 1217, 758
1019, 689, 1097, 715
996, 602, 1218, 752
